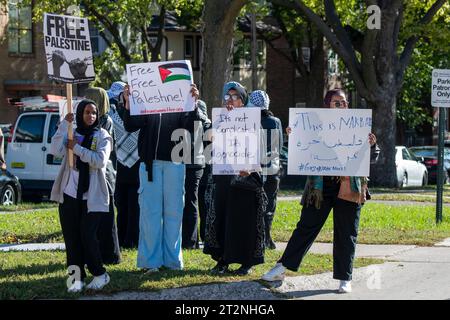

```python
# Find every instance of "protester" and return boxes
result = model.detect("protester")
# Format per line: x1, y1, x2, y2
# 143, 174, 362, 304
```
248, 90, 283, 250
107, 81, 140, 248
50, 99, 112, 292
261, 88, 380, 294
182, 99, 211, 249
203, 81, 267, 276
85, 87, 122, 264
122, 84, 201, 272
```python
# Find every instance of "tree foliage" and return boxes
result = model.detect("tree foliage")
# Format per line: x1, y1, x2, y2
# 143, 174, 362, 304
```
28, 0, 204, 87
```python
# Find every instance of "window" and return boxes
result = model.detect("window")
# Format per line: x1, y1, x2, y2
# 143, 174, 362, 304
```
47, 115, 60, 143
402, 149, 412, 161
89, 24, 100, 55
14, 115, 46, 143
184, 36, 193, 58
233, 38, 264, 68
328, 50, 339, 75
8, 0, 33, 54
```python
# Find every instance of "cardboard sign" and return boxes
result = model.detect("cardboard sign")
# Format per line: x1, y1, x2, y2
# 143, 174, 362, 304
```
43, 13, 95, 83
58, 99, 82, 122
126, 60, 195, 115
288, 108, 372, 176
432, 69, 450, 108
212, 107, 261, 175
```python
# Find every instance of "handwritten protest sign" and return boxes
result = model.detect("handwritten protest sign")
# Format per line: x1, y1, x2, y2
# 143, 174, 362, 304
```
44, 13, 95, 83
212, 108, 261, 175
288, 108, 372, 176
126, 60, 195, 115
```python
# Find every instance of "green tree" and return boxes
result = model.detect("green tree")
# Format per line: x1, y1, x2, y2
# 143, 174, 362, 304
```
29, 0, 204, 86
269, 0, 449, 187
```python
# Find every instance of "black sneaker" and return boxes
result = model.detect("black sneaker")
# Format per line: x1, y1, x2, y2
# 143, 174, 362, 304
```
235, 265, 252, 276
211, 262, 229, 274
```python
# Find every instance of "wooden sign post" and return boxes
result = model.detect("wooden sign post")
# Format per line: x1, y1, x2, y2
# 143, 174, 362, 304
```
66, 83, 73, 168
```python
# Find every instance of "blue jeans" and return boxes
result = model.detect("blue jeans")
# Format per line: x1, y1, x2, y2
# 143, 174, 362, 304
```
137, 161, 185, 270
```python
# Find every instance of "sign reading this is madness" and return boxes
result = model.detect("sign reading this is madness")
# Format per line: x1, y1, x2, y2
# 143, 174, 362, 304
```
288, 108, 372, 177
432, 69, 450, 108
126, 60, 195, 115
44, 13, 95, 83
212, 107, 261, 175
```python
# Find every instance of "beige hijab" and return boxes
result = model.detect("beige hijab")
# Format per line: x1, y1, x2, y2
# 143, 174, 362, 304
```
84, 87, 110, 117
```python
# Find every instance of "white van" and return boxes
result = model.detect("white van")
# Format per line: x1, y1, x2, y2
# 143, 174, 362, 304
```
6, 107, 62, 199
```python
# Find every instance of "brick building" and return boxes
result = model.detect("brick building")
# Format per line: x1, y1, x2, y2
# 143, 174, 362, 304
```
0, 1, 66, 123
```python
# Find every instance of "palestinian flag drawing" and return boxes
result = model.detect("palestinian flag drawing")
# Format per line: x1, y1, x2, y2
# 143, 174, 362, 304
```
158, 62, 191, 83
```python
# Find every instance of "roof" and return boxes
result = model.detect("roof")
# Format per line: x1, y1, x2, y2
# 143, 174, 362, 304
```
147, 11, 282, 36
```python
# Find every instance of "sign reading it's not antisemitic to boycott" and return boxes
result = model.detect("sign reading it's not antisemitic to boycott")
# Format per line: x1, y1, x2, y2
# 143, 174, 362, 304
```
288, 108, 372, 177
43, 13, 95, 83
126, 60, 196, 115
212, 107, 261, 175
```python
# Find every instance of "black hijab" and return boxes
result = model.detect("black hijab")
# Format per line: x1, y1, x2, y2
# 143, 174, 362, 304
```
75, 99, 99, 200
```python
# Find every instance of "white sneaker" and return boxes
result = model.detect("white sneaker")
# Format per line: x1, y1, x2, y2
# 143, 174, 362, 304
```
67, 280, 85, 293
338, 280, 352, 293
261, 263, 286, 281
86, 273, 110, 291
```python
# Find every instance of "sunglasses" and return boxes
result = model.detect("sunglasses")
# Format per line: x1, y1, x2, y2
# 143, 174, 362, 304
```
224, 94, 241, 101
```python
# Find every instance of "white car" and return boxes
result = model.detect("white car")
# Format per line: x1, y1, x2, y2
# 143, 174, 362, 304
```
6, 108, 62, 199
395, 146, 428, 187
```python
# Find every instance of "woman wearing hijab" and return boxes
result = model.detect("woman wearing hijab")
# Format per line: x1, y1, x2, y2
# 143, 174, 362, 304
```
50, 100, 112, 293
248, 90, 283, 250
84, 87, 121, 264
107, 81, 141, 248
203, 81, 267, 276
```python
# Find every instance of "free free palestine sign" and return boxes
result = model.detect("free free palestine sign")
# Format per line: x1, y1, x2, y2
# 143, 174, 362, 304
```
126, 60, 195, 115
432, 69, 450, 108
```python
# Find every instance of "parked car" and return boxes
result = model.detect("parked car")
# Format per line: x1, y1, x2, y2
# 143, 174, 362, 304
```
408, 146, 450, 184
395, 146, 428, 187
0, 169, 22, 205
5, 106, 61, 199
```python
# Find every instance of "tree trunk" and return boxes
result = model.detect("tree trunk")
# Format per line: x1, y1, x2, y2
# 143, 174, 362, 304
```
369, 96, 398, 188
200, 0, 248, 114
305, 35, 326, 108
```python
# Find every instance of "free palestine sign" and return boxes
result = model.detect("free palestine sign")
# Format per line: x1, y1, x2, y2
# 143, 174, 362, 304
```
432, 69, 450, 108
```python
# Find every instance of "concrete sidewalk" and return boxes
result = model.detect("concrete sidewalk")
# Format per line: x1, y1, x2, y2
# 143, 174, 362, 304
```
82, 240, 450, 300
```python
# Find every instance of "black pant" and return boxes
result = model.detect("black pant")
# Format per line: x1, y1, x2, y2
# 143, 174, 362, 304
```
263, 175, 280, 224
115, 182, 140, 248
198, 164, 211, 242
97, 195, 121, 264
59, 194, 106, 280
182, 167, 204, 248
280, 195, 362, 281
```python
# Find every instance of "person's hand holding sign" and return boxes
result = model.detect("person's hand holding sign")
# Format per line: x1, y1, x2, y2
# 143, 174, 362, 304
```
191, 84, 199, 102
368, 133, 377, 147
123, 85, 131, 111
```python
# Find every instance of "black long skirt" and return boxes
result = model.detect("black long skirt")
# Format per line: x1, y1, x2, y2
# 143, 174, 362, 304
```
203, 175, 265, 267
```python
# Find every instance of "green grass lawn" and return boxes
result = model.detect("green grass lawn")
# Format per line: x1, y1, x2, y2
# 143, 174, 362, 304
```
1, 201, 449, 246
0, 209, 62, 244
274, 201, 450, 246
0, 249, 380, 300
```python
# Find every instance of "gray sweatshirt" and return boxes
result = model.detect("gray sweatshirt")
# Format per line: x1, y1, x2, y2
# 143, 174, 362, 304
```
50, 120, 112, 212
